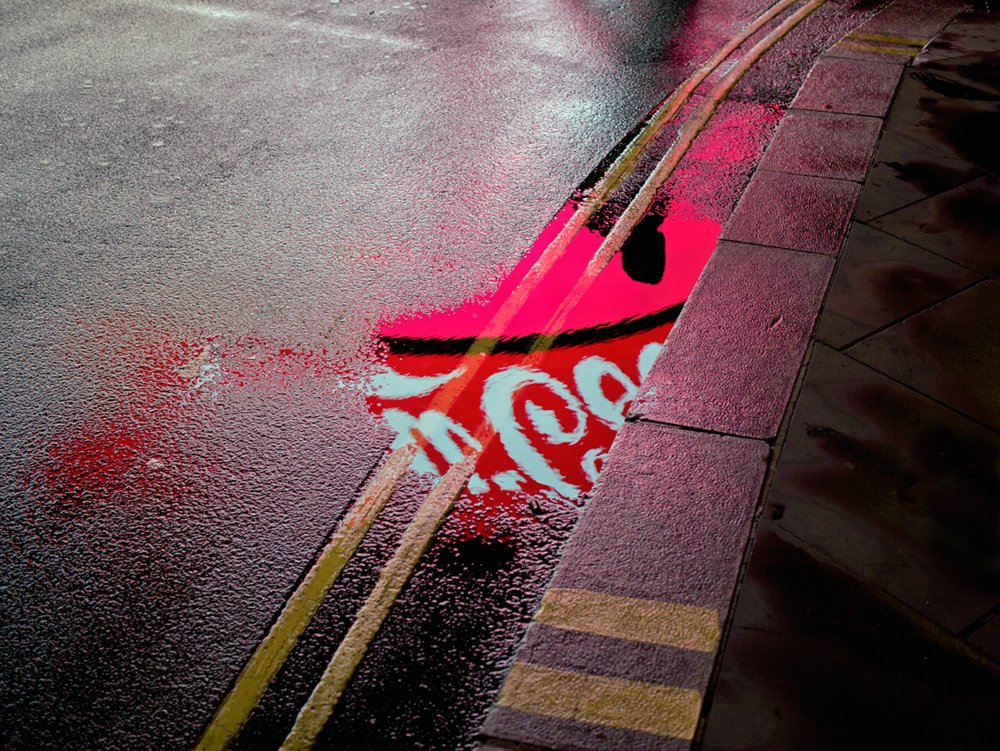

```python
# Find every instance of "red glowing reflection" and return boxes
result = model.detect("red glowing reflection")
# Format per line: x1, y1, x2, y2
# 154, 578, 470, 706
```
368, 198, 720, 538
32, 100, 783, 534
368, 100, 783, 538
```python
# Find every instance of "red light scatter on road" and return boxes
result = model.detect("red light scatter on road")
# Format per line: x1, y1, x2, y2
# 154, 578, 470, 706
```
32, 101, 783, 529
32, 317, 353, 505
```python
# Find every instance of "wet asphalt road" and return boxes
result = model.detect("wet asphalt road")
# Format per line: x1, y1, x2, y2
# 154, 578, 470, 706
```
0, 1, 862, 748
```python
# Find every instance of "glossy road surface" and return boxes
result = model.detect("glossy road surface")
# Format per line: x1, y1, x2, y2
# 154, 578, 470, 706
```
0, 1, 876, 749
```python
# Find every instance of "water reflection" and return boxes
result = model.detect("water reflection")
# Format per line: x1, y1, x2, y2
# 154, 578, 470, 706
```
367, 196, 720, 536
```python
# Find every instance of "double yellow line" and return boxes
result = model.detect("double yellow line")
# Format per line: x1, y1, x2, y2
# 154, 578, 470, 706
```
836, 30, 927, 57
195, 1, 826, 748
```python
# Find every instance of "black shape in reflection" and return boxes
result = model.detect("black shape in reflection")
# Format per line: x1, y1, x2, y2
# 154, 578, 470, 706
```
434, 534, 517, 578
620, 212, 666, 285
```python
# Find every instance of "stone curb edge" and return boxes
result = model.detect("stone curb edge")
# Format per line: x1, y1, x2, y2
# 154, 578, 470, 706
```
476, 2, 972, 750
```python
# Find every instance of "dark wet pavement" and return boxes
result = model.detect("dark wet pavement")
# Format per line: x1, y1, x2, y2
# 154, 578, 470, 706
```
0, 0, 827, 749
701, 10, 1000, 749
0, 1, 700, 748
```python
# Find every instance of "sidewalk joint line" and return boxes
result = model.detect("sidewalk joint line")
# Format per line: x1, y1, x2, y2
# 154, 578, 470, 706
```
756, 166, 865, 184
838, 337, 1000, 438
758, 166, 869, 184
717, 236, 850, 259
766, 521, 1000, 675
958, 603, 1000, 640
634, 415, 777, 444
786, 107, 887, 122
856, 172, 987, 224
866, 222, 993, 275
832, 276, 987, 352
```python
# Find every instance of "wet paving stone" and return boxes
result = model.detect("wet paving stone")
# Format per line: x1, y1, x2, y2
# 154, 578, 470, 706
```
482, 422, 768, 751
815, 222, 982, 349
847, 280, 1000, 432
701, 522, 1000, 751
722, 171, 859, 256
759, 110, 882, 182
632, 242, 833, 439
514, 622, 715, 689
699, 11, 1000, 750
854, 155, 985, 222
855, 53, 997, 221
876, 53, 1000, 175
852, 58, 993, 222
766, 343, 999, 634
790, 57, 902, 118
548, 420, 768, 610
871, 175, 1000, 278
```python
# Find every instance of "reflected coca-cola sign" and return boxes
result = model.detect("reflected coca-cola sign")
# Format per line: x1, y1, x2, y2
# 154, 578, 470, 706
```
365, 199, 720, 535
31, 102, 779, 527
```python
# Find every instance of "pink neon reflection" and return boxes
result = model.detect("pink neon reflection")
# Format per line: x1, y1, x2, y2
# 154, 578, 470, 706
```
31, 100, 783, 528
372, 101, 784, 538
369, 198, 721, 539
383, 201, 718, 342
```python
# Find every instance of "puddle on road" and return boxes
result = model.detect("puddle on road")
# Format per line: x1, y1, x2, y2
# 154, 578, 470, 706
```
21, 99, 784, 750
307, 100, 785, 750
366, 197, 719, 538
361, 98, 783, 541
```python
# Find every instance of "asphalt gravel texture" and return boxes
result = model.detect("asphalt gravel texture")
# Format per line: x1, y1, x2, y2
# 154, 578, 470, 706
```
0, 0, 876, 748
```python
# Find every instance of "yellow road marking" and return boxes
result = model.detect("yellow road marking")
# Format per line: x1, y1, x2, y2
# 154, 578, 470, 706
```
472, 0, 806, 344
259, 2, 828, 747
497, 663, 703, 741
847, 31, 926, 47
535, 589, 720, 652
267, 2, 827, 740
197, 1, 829, 746
836, 40, 919, 56
278, 455, 478, 751
194, 444, 417, 751
596, 0, 829, 269
566, 0, 803, 213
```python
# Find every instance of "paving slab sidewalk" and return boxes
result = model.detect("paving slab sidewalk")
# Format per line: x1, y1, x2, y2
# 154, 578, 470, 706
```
479, 4, 999, 750
700, 8, 1000, 749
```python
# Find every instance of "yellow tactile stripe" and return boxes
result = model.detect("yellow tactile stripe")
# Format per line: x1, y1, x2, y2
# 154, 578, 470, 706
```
535, 588, 720, 653
836, 40, 921, 56
847, 31, 927, 47
498, 663, 703, 741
